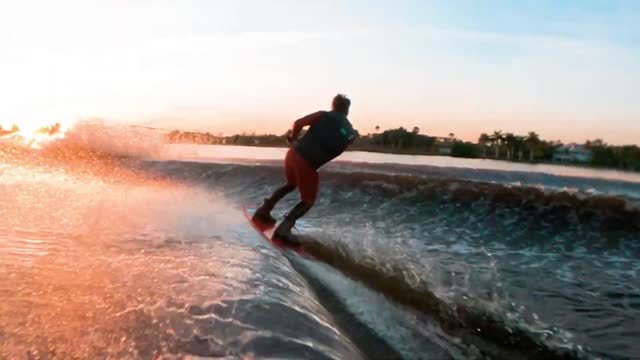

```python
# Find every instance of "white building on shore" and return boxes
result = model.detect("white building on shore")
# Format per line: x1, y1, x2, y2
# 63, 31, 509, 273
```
553, 144, 592, 163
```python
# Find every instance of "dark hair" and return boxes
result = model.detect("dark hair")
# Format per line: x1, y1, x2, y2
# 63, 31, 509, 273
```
332, 94, 351, 114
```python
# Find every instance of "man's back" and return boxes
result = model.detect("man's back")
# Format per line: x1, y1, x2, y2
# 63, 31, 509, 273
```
295, 111, 356, 168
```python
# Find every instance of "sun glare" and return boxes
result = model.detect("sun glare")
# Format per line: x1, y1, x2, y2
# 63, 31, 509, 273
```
0, 119, 74, 148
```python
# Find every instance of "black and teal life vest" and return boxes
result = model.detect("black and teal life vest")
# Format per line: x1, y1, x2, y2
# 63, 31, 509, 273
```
294, 111, 356, 168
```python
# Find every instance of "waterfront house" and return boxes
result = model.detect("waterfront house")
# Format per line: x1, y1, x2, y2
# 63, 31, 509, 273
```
553, 144, 592, 163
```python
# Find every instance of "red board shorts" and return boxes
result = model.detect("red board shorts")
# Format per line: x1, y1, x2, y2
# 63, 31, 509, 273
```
285, 148, 319, 205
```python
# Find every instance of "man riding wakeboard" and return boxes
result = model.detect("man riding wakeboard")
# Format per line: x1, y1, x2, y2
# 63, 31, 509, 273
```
252, 94, 358, 243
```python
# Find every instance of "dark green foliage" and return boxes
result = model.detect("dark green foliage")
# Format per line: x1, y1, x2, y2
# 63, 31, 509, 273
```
451, 141, 479, 158
353, 127, 437, 153
587, 142, 640, 171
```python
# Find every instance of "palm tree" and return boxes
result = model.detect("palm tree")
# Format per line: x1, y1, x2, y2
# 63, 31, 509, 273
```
478, 133, 491, 158
504, 133, 517, 160
410, 127, 420, 150
375, 125, 380, 133
489, 130, 504, 159
516, 136, 526, 160
525, 131, 540, 161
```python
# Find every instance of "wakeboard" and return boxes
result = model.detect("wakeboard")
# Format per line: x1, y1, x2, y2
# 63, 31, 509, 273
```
242, 207, 311, 258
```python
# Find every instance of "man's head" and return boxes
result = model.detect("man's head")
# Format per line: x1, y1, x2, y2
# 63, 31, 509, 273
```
332, 94, 351, 115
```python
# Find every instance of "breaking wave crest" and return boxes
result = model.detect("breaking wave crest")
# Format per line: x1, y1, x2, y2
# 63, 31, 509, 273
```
147, 161, 640, 235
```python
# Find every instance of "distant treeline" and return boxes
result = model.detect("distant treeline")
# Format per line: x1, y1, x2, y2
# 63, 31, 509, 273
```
476, 131, 640, 171
585, 140, 640, 171
165, 127, 640, 171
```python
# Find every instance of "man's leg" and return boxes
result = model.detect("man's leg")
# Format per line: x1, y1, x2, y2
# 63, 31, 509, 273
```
253, 149, 297, 225
274, 157, 319, 243
253, 183, 295, 224
273, 201, 312, 243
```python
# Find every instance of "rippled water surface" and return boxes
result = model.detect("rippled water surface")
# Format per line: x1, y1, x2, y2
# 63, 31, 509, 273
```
1, 137, 639, 359
0, 150, 361, 359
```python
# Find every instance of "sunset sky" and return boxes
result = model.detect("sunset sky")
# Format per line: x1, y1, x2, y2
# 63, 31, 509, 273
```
1, 0, 639, 144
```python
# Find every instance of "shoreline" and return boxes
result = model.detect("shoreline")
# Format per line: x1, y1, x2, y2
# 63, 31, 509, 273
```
167, 142, 640, 175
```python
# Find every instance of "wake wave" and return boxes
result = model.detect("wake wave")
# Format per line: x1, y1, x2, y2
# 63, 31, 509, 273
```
146, 161, 640, 235
323, 170, 640, 232
300, 236, 587, 360
137, 160, 636, 359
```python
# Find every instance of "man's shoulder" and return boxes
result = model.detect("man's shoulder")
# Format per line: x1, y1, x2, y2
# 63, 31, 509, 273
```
325, 110, 349, 120
308, 110, 328, 121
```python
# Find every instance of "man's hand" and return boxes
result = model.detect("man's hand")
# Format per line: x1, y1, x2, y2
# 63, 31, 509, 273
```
285, 130, 294, 146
